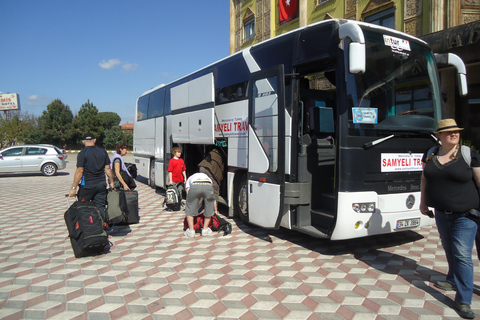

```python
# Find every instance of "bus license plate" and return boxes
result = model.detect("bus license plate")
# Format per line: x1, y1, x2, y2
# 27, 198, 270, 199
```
396, 218, 420, 229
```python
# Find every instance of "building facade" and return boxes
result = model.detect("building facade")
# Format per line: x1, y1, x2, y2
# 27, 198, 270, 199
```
229, 0, 480, 144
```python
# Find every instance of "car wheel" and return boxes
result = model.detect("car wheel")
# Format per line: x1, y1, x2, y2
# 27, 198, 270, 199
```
149, 159, 156, 189
42, 163, 57, 176
234, 173, 249, 223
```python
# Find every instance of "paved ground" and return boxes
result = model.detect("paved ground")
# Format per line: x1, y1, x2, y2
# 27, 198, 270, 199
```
1, 154, 480, 320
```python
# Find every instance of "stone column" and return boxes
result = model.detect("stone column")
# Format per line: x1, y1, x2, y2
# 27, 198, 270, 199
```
447, 0, 460, 28
300, 0, 308, 27
429, 0, 445, 33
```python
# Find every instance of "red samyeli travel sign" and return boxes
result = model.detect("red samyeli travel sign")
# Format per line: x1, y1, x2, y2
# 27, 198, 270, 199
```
381, 153, 423, 172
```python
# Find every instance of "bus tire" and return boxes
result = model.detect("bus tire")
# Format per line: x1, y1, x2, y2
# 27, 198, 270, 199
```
234, 173, 249, 223
149, 159, 156, 189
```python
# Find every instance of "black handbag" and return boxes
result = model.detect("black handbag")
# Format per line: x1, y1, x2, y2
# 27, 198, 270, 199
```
114, 171, 136, 189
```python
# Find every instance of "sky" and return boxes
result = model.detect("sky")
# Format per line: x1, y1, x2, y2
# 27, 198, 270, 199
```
0, 1, 231, 124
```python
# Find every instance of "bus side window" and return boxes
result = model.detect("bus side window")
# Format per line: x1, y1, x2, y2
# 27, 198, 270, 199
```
147, 88, 165, 118
137, 95, 149, 121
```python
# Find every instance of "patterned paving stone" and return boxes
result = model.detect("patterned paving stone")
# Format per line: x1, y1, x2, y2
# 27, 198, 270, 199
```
2, 158, 480, 319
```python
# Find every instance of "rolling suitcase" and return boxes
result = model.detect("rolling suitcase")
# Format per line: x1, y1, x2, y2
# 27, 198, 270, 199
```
64, 196, 109, 258
121, 190, 140, 224
106, 189, 125, 225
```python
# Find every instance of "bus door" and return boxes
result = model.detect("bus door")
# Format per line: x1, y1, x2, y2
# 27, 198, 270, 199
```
247, 66, 286, 228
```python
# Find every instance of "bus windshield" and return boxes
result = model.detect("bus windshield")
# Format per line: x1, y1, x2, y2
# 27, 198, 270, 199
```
347, 28, 442, 136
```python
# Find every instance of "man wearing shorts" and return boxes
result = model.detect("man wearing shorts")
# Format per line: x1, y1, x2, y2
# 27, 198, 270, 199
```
184, 172, 215, 238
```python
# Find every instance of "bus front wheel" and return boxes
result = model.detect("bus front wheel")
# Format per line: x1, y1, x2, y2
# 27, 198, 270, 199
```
234, 173, 249, 223
149, 160, 156, 189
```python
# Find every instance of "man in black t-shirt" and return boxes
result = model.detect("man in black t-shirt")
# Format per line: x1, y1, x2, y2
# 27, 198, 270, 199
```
68, 133, 115, 221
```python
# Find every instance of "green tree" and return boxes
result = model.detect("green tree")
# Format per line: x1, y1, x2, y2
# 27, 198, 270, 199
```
124, 130, 133, 147
35, 99, 75, 147
23, 128, 47, 145
0, 111, 37, 148
73, 100, 102, 145
98, 112, 121, 130
103, 126, 124, 149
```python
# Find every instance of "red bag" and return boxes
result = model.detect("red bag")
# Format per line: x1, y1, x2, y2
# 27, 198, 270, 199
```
183, 214, 220, 233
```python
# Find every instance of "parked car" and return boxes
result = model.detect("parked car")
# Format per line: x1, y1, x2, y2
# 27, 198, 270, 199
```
39, 144, 68, 160
0, 145, 67, 176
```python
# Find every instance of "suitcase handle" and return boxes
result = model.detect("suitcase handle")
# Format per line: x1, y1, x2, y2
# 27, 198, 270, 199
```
65, 194, 77, 208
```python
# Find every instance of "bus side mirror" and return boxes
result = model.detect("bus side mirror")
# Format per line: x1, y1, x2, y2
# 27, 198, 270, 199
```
349, 42, 366, 74
434, 53, 468, 96
338, 21, 366, 74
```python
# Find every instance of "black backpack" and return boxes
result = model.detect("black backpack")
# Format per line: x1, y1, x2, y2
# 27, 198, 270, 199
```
212, 214, 233, 236
126, 163, 138, 179
165, 183, 181, 209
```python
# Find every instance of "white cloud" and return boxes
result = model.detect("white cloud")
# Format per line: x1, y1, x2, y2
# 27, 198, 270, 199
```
26, 95, 51, 104
99, 58, 121, 70
122, 62, 139, 72
99, 59, 139, 72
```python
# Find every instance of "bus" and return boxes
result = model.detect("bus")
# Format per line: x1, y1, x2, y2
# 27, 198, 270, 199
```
133, 19, 468, 240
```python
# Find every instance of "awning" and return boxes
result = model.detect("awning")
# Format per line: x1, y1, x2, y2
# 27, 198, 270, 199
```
420, 20, 480, 64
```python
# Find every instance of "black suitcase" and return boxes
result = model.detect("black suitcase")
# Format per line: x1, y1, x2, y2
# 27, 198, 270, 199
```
121, 190, 139, 224
64, 196, 109, 258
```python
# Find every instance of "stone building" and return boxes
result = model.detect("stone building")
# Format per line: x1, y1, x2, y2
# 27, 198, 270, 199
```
229, 0, 480, 141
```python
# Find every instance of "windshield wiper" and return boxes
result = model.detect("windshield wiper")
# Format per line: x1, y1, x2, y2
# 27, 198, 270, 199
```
363, 134, 395, 149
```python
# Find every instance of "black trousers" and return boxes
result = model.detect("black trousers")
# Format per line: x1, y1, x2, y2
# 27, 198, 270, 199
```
78, 182, 108, 221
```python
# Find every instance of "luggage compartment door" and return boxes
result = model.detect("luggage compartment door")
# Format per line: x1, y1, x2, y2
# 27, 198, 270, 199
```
247, 66, 285, 229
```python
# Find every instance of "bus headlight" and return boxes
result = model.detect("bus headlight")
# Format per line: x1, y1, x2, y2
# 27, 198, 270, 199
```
352, 202, 376, 213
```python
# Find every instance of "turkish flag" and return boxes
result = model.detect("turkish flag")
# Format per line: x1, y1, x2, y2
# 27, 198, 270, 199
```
279, 0, 298, 22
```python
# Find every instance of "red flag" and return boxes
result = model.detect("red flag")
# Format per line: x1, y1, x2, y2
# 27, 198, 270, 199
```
279, 0, 298, 22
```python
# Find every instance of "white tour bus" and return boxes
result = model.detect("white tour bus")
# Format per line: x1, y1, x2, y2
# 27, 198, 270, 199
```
134, 19, 467, 240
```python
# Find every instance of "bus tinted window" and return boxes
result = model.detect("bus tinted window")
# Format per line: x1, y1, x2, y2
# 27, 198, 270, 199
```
137, 95, 149, 121
251, 35, 296, 71
346, 29, 441, 135
296, 23, 336, 65
164, 86, 171, 115
216, 81, 248, 104
213, 54, 250, 89
148, 88, 165, 118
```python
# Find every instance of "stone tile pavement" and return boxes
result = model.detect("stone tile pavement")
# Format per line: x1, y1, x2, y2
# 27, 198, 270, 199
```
1, 157, 480, 319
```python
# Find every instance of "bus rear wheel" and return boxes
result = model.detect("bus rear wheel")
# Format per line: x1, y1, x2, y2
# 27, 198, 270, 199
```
234, 173, 249, 223
149, 160, 156, 189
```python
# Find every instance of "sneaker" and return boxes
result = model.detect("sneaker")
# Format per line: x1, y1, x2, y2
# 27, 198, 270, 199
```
456, 302, 476, 319
202, 227, 213, 236
184, 228, 195, 238
435, 281, 457, 291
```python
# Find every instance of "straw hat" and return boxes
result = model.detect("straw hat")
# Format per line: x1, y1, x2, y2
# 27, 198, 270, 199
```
435, 118, 464, 133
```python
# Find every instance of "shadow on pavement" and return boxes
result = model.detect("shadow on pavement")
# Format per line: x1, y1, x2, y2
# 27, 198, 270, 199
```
0, 171, 70, 177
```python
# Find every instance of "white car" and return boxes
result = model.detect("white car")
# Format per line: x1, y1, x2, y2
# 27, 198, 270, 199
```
0, 144, 67, 176
39, 144, 68, 160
